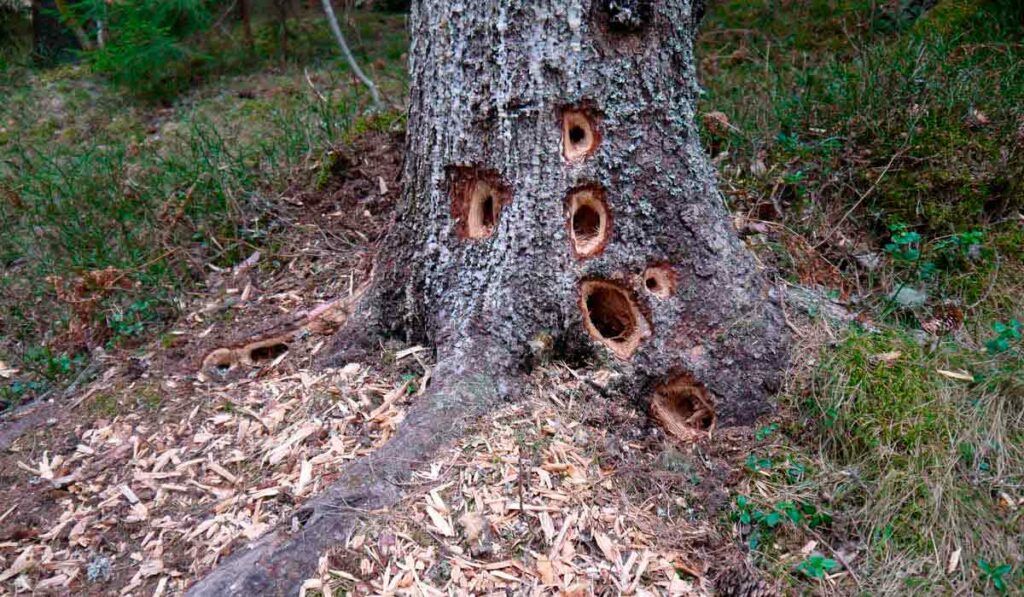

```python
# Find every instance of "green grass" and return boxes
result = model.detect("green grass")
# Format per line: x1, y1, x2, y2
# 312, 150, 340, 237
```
0, 12, 408, 407
699, 0, 1023, 235
699, 1, 1024, 593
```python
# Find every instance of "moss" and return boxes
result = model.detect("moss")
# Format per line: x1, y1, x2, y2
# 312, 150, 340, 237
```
795, 329, 1023, 561
87, 393, 121, 418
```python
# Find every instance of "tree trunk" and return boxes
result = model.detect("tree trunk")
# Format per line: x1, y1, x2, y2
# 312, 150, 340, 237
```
188, 0, 788, 593
238, 0, 253, 50
348, 0, 788, 427
31, 0, 79, 64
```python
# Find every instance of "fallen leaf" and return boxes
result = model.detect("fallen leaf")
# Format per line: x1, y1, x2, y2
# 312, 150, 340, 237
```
536, 558, 555, 585
947, 547, 961, 574
426, 505, 453, 536
0, 360, 17, 378
871, 351, 902, 364
594, 531, 620, 565
937, 369, 974, 382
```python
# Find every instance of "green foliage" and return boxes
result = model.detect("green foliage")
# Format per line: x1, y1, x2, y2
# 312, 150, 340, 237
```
884, 222, 922, 263
986, 319, 1021, 355
0, 2, 31, 66
795, 554, 839, 579
731, 494, 832, 552
70, 0, 212, 98
978, 560, 1014, 594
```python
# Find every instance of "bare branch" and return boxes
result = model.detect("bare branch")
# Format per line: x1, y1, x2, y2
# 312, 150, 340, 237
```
320, 0, 383, 110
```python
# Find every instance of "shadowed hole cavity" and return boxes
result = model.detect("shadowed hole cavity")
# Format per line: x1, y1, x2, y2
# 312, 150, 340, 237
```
250, 342, 288, 362
585, 286, 635, 342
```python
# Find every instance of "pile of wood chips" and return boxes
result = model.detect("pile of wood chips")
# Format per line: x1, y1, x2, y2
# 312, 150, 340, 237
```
302, 392, 711, 596
0, 358, 423, 595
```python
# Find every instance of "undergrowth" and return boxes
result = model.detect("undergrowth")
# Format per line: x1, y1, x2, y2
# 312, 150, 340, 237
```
0, 12, 408, 409
699, 0, 1024, 593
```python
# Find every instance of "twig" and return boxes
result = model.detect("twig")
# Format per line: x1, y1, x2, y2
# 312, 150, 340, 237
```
320, 0, 383, 110
813, 148, 905, 250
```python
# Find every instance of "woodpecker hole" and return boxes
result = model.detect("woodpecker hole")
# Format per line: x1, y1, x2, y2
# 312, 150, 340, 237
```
569, 125, 585, 145
247, 341, 289, 363
567, 187, 610, 258
562, 109, 599, 161
579, 280, 650, 360
642, 264, 677, 299
651, 374, 715, 443
202, 348, 237, 373
450, 168, 511, 240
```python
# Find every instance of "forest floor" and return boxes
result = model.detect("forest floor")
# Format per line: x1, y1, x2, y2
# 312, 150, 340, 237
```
1, 1, 1023, 595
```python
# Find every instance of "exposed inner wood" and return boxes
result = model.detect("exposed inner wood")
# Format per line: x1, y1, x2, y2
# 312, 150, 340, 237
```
449, 168, 511, 240
579, 279, 650, 360
642, 263, 677, 299
567, 186, 610, 258
651, 373, 716, 443
561, 108, 600, 161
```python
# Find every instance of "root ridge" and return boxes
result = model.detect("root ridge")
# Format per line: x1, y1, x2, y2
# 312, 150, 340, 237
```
186, 343, 514, 597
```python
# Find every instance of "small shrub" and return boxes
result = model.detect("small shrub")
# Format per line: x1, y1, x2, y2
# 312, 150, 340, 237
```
70, 0, 213, 99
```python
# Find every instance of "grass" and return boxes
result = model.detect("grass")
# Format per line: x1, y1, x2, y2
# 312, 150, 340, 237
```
698, 0, 1024, 593
0, 10, 408, 408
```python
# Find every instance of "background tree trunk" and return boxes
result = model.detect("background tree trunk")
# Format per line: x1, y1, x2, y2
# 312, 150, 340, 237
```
31, 0, 79, 64
188, 0, 788, 593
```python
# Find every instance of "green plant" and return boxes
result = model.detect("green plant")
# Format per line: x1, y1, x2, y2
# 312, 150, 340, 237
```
69, 0, 213, 98
744, 453, 774, 472
796, 554, 839, 579
755, 423, 779, 441
977, 560, 1013, 594
731, 495, 831, 552
986, 320, 1021, 355
884, 222, 922, 263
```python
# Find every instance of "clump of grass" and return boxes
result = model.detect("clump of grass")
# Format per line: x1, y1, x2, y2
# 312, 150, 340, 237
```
0, 13, 409, 403
699, 0, 1024, 235
790, 330, 1023, 593
702, 1, 1024, 591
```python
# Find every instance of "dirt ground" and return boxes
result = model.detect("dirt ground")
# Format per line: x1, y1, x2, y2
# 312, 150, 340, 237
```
0, 131, 784, 596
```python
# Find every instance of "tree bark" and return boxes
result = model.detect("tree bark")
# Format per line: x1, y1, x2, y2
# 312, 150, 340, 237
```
189, 0, 788, 593
238, 0, 254, 50
348, 0, 788, 426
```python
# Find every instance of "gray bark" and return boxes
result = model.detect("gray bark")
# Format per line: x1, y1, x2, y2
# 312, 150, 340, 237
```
353, 0, 788, 425
188, 0, 788, 593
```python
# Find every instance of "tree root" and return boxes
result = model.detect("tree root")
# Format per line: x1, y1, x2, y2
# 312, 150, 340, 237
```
199, 283, 369, 379
186, 344, 514, 596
